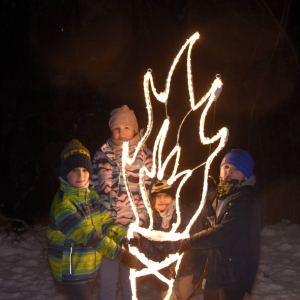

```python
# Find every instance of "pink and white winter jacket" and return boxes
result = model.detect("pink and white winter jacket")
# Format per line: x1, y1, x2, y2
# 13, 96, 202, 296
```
91, 138, 153, 229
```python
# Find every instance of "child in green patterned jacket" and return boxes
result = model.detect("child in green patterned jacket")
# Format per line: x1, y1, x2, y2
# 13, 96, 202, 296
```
47, 139, 138, 300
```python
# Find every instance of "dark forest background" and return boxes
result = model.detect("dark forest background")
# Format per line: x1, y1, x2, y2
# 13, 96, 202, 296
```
1, 0, 300, 226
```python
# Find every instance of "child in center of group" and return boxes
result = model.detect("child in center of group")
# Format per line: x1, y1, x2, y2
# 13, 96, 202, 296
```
47, 139, 139, 300
138, 177, 201, 300
91, 105, 153, 300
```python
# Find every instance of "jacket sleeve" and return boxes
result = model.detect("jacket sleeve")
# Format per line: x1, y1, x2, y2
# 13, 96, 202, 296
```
101, 208, 127, 244
190, 197, 250, 250
53, 197, 123, 261
137, 149, 153, 225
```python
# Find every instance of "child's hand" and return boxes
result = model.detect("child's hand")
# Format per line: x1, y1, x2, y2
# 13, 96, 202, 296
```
122, 236, 140, 251
178, 238, 192, 255
126, 237, 140, 248
119, 250, 139, 269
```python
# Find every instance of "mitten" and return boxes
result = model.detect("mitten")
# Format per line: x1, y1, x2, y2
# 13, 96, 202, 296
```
126, 237, 140, 248
178, 238, 192, 255
119, 250, 139, 269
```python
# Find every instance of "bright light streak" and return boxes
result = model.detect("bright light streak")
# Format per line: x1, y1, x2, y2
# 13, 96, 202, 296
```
121, 32, 229, 300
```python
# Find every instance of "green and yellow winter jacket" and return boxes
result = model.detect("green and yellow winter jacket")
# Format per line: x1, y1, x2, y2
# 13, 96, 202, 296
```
47, 180, 126, 285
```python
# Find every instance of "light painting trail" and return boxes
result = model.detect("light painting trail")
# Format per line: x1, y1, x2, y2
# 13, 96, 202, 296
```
121, 32, 229, 300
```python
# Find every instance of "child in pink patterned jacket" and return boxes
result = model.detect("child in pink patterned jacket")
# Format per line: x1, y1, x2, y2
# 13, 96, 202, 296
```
91, 105, 153, 300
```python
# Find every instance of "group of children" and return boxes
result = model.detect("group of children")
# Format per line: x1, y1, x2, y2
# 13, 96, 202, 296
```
47, 105, 263, 300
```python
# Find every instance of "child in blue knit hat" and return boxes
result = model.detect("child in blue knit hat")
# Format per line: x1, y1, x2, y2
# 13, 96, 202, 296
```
178, 149, 263, 300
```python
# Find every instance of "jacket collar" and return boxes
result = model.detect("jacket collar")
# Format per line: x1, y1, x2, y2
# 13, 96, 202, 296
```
59, 177, 91, 196
100, 129, 147, 154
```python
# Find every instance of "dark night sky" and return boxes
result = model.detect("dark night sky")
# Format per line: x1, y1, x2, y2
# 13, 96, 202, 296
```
1, 0, 300, 225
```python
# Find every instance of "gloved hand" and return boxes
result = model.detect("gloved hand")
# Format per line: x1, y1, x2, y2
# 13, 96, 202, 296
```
122, 236, 140, 251
178, 238, 192, 255
119, 250, 139, 269
126, 236, 140, 248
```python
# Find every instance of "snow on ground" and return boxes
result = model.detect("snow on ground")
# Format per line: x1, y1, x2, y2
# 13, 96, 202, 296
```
0, 220, 299, 300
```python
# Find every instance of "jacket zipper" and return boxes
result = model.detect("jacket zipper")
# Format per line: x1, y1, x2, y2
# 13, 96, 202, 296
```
70, 243, 74, 274
85, 193, 96, 270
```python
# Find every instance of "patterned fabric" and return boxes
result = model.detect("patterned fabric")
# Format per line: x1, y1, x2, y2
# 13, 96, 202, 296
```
47, 181, 126, 285
91, 138, 153, 228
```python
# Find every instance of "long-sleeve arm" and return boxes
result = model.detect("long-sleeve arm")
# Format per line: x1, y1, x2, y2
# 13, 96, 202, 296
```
52, 199, 123, 261
190, 199, 250, 250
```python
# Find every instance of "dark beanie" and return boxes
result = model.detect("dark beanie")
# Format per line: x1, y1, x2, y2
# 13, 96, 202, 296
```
60, 139, 93, 180
220, 149, 254, 179
151, 178, 176, 199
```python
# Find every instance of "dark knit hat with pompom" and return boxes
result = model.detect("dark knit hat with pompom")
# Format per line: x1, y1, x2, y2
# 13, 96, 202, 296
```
60, 139, 93, 180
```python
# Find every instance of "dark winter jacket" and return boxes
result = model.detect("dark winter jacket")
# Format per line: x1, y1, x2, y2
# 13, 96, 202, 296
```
139, 201, 204, 281
189, 179, 263, 293
139, 205, 179, 263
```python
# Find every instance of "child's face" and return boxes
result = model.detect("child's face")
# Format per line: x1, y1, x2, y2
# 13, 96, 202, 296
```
66, 167, 89, 187
112, 125, 135, 141
155, 193, 173, 212
220, 163, 245, 181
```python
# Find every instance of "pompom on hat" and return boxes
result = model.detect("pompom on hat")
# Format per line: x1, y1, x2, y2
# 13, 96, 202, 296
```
60, 139, 93, 180
220, 149, 254, 179
109, 105, 139, 133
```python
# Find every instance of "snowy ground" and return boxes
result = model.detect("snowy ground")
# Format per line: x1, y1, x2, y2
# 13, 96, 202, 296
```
0, 220, 299, 300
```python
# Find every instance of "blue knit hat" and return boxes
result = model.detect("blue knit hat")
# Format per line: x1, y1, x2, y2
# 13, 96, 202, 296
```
220, 149, 254, 179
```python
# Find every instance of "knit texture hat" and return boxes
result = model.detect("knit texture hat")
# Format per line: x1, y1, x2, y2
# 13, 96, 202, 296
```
109, 105, 139, 133
220, 149, 254, 179
151, 178, 176, 199
60, 139, 93, 180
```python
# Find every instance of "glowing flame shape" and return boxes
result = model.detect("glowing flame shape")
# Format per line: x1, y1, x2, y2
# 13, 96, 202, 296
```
121, 32, 229, 300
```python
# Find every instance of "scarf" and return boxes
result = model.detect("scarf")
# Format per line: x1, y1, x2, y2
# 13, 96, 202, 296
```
217, 177, 246, 200
112, 131, 141, 154
59, 176, 90, 193
158, 200, 176, 229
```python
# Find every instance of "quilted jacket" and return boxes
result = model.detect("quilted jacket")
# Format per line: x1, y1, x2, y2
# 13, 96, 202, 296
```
47, 181, 126, 285
91, 138, 153, 228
